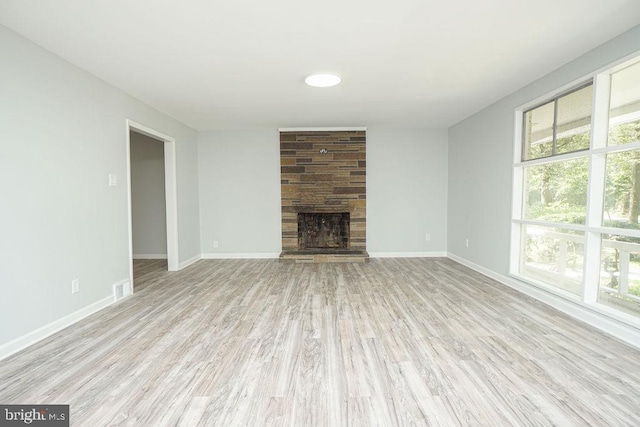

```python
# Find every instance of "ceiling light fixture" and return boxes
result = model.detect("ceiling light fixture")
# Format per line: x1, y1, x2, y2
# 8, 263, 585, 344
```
305, 73, 341, 87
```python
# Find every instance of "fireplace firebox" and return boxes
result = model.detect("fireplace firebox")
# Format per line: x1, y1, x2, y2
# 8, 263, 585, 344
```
298, 212, 350, 250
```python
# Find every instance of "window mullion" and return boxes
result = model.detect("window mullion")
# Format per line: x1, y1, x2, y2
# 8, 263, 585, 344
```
591, 74, 611, 150
552, 98, 559, 156
583, 74, 611, 303
583, 155, 605, 303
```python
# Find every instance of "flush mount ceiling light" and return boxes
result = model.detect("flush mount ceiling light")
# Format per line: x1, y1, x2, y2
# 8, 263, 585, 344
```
305, 73, 341, 87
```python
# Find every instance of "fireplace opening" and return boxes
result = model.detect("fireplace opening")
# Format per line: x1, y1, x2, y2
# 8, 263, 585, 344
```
298, 212, 350, 250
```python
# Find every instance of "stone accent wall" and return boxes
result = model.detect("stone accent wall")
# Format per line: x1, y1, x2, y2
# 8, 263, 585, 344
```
280, 131, 366, 252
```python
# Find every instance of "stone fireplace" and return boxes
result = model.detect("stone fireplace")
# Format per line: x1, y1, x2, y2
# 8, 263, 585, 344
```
279, 130, 368, 262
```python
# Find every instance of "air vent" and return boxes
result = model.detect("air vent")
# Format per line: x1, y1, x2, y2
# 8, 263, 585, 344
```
113, 281, 131, 302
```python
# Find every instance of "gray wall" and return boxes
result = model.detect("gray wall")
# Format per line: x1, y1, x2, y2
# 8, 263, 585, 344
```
447, 24, 640, 275
130, 132, 167, 257
197, 128, 448, 255
0, 25, 200, 348
367, 128, 448, 253
198, 130, 282, 254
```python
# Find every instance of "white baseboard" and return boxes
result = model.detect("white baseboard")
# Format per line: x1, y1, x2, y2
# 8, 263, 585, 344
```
369, 251, 447, 258
201, 253, 280, 259
0, 295, 114, 361
447, 252, 640, 349
178, 254, 201, 270
133, 254, 168, 259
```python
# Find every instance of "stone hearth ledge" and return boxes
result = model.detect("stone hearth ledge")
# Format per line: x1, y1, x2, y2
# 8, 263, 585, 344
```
279, 250, 369, 263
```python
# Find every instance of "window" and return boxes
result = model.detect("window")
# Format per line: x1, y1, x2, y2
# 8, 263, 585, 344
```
523, 157, 589, 224
516, 86, 593, 297
523, 84, 592, 161
608, 60, 640, 147
512, 56, 640, 323
521, 225, 584, 295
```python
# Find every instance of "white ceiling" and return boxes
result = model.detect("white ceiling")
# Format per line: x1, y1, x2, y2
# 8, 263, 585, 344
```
2, 0, 640, 131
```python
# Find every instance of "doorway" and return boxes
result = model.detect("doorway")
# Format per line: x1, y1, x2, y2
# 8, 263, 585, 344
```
126, 120, 179, 294
130, 130, 167, 259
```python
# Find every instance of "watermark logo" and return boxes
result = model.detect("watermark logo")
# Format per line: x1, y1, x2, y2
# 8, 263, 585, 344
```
1, 405, 69, 426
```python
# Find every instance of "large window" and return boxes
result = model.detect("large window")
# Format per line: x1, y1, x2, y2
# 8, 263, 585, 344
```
512, 57, 640, 322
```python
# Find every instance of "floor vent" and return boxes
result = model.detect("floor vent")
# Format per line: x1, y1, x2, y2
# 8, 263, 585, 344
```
113, 281, 131, 302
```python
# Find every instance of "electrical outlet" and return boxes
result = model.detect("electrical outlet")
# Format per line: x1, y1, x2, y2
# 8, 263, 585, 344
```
71, 279, 80, 294
108, 174, 117, 186
213, 241, 219, 249
465, 239, 469, 248
425, 233, 431, 241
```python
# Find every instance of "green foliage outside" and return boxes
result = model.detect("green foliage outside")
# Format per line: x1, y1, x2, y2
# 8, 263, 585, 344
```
525, 132, 590, 224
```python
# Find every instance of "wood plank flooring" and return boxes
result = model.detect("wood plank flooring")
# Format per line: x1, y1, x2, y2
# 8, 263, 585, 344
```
1, 258, 640, 426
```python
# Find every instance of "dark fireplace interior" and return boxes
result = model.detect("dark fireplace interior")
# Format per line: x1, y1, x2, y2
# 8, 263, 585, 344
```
298, 212, 350, 250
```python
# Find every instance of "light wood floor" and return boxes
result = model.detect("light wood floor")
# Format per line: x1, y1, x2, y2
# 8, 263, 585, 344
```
1, 258, 640, 426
